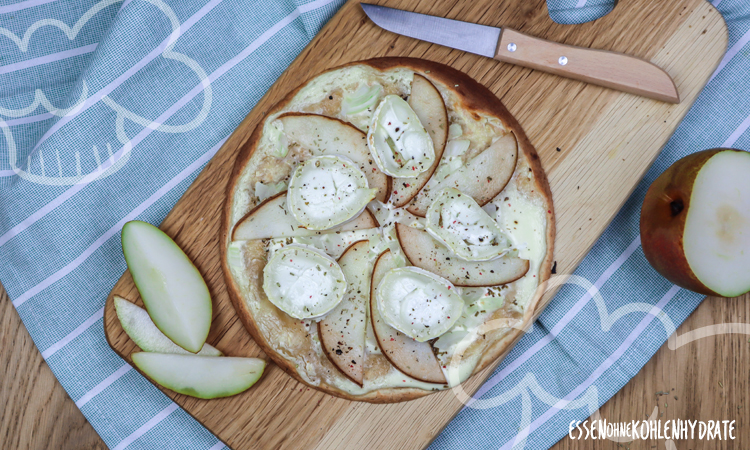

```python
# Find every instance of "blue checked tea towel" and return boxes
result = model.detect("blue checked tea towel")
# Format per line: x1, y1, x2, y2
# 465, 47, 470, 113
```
1, 0, 748, 449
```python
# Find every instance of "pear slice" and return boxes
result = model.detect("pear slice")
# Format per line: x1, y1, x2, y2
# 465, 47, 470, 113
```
115, 296, 221, 356
370, 250, 446, 384
122, 221, 212, 353
407, 132, 518, 217
390, 74, 448, 208
131, 352, 265, 399
341, 84, 383, 115
641, 149, 750, 297
277, 113, 389, 202
232, 192, 378, 241
318, 240, 371, 386
395, 223, 529, 287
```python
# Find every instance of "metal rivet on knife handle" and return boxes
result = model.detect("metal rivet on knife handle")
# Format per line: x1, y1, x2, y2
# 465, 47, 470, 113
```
495, 28, 680, 103
507, 43, 517, 52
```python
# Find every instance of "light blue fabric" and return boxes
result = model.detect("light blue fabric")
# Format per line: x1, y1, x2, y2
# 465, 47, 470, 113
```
0, 0, 747, 449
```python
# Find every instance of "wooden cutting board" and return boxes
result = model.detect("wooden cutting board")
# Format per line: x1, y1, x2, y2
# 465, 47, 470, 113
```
104, 0, 726, 448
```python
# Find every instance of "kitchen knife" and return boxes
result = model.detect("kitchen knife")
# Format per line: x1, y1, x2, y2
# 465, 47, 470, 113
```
361, 3, 679, 103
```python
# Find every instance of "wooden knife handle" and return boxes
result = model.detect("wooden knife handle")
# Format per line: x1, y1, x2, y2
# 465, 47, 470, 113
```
495, 28, 680, 103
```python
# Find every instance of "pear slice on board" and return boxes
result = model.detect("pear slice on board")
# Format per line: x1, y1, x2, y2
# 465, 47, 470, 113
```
132, 352, 265, 399
122, 221, 212, 353
115, 297, 221, 356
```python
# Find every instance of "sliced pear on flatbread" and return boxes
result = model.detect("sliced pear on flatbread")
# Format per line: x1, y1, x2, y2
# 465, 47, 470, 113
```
277, 113, 389, 202
389, 75, 448, 207
318, 240, 371, 386
395, 223, 529, 287
407, 132, 518, 217
232, 192, 378, 241
370, 250, 446, 384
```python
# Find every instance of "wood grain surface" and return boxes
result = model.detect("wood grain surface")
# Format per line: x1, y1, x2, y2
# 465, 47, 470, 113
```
96, 0, 728, 449
5, 283, 750, 449
494, 28, 680, 103
1, 284, 106, 450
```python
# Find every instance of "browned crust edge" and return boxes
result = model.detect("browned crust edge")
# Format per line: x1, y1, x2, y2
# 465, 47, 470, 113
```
220, 57, 555, 403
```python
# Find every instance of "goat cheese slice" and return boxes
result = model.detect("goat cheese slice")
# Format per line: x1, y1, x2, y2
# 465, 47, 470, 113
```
367, 95, 435, 178
263, 244, 347, 319
376, 266, 463, 342
287, 155, 378, 231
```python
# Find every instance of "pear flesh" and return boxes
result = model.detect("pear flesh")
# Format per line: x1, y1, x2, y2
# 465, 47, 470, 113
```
122, 221, 212, 354
395, 223, 529, 287
407, 132, 518, 217
389, 75, 449, 208
132, 352, 265, 399
641, 149, 750, 297
115, 296, 221, 356
318, 240, 371, 386
277, 113, 389, 202
232, 192, 378, 241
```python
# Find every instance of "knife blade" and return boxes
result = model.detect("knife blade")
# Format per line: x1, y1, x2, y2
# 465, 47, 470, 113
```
361, 3, 679, 103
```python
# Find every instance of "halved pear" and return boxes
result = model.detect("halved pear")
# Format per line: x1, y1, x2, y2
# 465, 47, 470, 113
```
318, 240, 371, 386
231, 192, 378, 241
395, 223, 529, 287
115, 297, 221, 356
407, 132, 518, 217
122, 221, 212, 353
277, 113, 389, 202
131, 352, 265, 399
641, 149, 750, 297
370, 250, 446, 384
390, 74, 448, 208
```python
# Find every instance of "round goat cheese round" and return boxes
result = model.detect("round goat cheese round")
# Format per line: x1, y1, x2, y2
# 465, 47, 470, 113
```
367, 95, 435, 178
376, 266, 463, 342
262, 244, 347, 319
425, 187, 511, 261
287, 155, 378, 230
